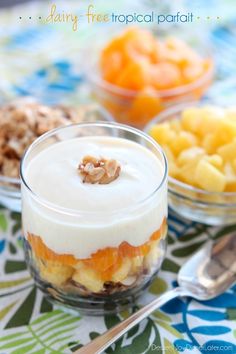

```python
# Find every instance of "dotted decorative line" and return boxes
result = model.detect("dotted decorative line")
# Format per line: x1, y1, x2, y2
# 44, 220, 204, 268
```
196, 16, 221, 20
19, 17, 42, 20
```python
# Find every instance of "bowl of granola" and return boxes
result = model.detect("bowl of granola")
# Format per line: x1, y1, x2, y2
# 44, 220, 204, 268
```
0, 98, 113, 211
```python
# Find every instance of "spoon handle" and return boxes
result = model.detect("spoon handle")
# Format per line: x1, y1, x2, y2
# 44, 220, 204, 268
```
75, 287, 186, 354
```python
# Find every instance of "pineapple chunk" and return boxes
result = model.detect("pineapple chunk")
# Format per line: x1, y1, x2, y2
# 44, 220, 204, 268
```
204, 154, 223, 169
181, 107, 201, 133
163, 145, 175, 162
163, 146, 180, 178
178, 160, 198, 185
144, 241, 161, 269
39, 261, 73, 287
195, 159, 226, 192
112, 258, 131, 283
202, 133, 221, 154
168, 161, 180, 179
72, 266, 104, 293
181, 106, 224, 135
149, 123, 176, 145
223, 162, 234, 179
177, 147, 204, 166
233, 159, 236, 174
198, 106, 224, 136
217, 139, 236, 161
224, 162, 236, 192
131, 256, 143, 275
215, 120, 236, 145
170, 119, 182, 132
170, 131, 197, 156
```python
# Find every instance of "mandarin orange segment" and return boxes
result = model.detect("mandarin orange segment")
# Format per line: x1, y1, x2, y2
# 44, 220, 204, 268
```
100, 257, 123, 281
150, 229, 161, 241
115, 59, 151, 90
123, 29, 157, 59
119, 240, 151, 257
150, 217, 167, 241
100, 51, 123, 82
27, 233, 77, 266
151, 62, 182, 90
128, 87, 163, 126
83, 247, 120, 274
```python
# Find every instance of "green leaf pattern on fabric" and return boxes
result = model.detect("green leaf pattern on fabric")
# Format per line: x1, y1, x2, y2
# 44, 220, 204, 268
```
0, 310, 81, 353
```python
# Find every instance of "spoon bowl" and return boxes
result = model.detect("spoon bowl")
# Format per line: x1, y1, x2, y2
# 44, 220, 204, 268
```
178, 233, 236, 300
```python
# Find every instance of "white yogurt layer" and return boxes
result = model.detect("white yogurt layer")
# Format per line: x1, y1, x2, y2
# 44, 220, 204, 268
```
22, 136, 167, 259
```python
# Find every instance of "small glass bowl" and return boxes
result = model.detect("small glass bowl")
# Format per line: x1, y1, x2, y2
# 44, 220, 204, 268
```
20, 122, 168, 315
0, 175, 21, 212
145, 103, 236, 226
0, 105, 113, 212
88, 29, 214, 130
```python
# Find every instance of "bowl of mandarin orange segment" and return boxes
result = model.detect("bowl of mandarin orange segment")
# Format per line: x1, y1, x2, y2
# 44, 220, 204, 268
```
88, 26, 214, 129
145, 102, 236, 225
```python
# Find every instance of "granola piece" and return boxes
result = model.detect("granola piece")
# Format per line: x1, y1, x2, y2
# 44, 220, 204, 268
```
78, 156, 121, 184
2, 158, 19, 178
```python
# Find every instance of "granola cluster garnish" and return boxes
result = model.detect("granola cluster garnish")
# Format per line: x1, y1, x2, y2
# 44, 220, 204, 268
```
0, 98, 97, 178
78, 155, 121, 184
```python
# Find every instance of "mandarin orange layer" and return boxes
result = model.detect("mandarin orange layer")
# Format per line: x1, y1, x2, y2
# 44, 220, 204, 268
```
28, 218, 166, 280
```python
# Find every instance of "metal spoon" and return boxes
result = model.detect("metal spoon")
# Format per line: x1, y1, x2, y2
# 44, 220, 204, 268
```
75, 233, 236, 354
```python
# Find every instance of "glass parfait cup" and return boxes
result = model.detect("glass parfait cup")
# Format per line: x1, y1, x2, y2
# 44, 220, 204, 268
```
20, 122, 168, 315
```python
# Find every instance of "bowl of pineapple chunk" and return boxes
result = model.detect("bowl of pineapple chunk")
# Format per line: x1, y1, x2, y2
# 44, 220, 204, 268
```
146, 103, 236, 225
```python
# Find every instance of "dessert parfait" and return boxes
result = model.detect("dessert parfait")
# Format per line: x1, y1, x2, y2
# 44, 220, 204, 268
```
21, 123, 167, 314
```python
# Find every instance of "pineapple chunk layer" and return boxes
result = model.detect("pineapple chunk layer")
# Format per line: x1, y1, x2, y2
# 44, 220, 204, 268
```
112, 258, 131, 283
73, 265, 104, 293
34, 239, 165, 294
39, 261, 73, 286
150, 106, 236, 193
144, 241, 161, 269
131, 256, 143, 274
